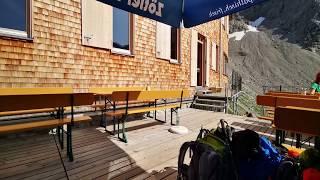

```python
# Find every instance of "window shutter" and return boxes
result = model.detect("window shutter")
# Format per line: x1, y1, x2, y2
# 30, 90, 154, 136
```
206, 39, 210, 87
226, 16, 229, 34
190, 30, 198, 87
212, 42, 217, 71
156, 22, 171, 60
82, 0, 112, 49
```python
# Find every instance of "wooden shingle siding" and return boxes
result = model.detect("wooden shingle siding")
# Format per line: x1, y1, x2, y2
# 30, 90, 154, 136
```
0, 0, 229, 91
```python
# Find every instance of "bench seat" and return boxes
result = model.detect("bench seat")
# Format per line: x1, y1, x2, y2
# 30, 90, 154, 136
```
0, 115, 91, 134
105, 104, 180, 117
257, 116, 274, 122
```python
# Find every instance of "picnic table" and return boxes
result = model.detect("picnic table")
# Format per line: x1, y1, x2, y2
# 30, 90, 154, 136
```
257, 93, 320, 149
89, 87, 149, 134
0, 88, 95, 161
89, 87, 190, 142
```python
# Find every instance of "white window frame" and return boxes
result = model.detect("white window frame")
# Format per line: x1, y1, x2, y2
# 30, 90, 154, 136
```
0, 0, 32, 39
112, 9, 134, 55
169, 27, 181, 63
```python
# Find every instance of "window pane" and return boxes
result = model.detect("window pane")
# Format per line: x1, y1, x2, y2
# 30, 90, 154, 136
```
0, 0, 26, 32
171, 28, 178, 59
113, 8, 129, 50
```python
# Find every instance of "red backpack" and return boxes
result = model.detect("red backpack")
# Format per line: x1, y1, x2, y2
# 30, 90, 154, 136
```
303, 168, 320, 180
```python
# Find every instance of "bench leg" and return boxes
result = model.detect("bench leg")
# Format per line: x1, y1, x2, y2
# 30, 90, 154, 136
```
164, 109, 167, 123
104, 115, 116, 135
67, 124, 74, 162
170, 109, 173, 125
117, 115, 128, 143
57, 126, 64, 149
147, 102, 154, 118
171, 108, 179, 126
112, 116, 116, 135
101, 110, 105, 128
154, 110, 166, 123
117, 117, 120, 139
100, 110, 104, 127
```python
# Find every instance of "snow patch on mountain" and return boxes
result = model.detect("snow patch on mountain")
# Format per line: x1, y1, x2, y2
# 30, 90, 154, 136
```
229, 17, 265, 40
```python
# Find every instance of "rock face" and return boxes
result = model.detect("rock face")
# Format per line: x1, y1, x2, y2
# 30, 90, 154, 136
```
229, 31, 320, 93
241, 0, 320, 54
228, 0, 320, 115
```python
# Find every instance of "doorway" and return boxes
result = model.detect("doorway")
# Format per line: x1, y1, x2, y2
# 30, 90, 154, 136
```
197, 34, 205, 86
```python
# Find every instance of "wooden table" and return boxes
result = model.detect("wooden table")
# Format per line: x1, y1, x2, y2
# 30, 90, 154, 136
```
257, 95, 320, 147
274, 106, 320, 150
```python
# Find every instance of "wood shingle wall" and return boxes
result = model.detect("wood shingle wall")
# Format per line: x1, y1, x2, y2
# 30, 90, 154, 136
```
0, 0, 229, 92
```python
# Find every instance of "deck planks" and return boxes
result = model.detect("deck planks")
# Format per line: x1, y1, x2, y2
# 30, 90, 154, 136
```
0, 108, 284, 180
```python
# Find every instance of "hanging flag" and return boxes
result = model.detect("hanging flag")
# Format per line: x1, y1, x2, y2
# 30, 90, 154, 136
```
97, 0, 269, 28
97, 0, 183, 28
183, 0, 267, 28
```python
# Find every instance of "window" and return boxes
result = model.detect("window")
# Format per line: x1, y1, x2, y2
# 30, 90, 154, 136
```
0, 0, 31, 38
113, 7, 132, 53
170, 28, 178, 60
82, 2, 134, 54
156, 23, 180, 62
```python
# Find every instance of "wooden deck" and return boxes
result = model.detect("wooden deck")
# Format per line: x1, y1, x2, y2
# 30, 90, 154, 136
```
0, 108, 306, 180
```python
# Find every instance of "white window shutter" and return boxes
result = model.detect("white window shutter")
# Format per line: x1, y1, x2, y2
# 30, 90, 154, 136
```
82, 0, 112, 49
212, 42, 217, 71
226, 16, 229, 34
206, 39, 210, 87
156, 22, 171, 60
190, 30, 198, 87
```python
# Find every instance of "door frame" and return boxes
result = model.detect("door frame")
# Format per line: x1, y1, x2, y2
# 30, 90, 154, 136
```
197, 34, 206, 87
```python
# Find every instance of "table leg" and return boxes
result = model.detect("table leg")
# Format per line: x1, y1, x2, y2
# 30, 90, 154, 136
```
315, 136, 320, 150
275, 130, 281, 146
296, 133, 301, 148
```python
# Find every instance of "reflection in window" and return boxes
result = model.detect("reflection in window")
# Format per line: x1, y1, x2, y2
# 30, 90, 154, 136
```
113, 8, 130, 50
0, 0, 28, 36
171, 28, 178, 60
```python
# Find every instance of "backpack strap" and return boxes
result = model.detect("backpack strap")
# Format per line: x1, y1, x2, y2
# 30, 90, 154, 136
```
178, 141, 195, 180
219, 119, 234, 143
196, 128, 210, 140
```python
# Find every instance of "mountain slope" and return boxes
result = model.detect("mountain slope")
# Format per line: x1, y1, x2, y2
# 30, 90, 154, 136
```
228, 0, 320, 115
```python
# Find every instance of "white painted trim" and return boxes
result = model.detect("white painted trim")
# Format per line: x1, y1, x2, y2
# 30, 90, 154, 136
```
0, 28, 28, 38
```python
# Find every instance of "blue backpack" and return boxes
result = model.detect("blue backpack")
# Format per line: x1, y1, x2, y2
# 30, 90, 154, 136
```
232, 130, 282, 180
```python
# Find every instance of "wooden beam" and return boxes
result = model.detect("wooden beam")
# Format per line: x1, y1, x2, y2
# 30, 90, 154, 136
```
266, 92, 319, 99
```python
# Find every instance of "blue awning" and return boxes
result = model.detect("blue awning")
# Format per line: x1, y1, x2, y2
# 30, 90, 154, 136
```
97, 0, 268, 28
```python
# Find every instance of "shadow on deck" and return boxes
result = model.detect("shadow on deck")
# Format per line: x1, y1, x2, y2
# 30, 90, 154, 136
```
0, 108, 314, 179
0, 111, 182, 180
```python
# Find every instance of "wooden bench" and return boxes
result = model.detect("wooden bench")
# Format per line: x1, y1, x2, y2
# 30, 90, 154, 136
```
275, 106, 320, 149
0, 89, 94, 161
106, 89, 189, 143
